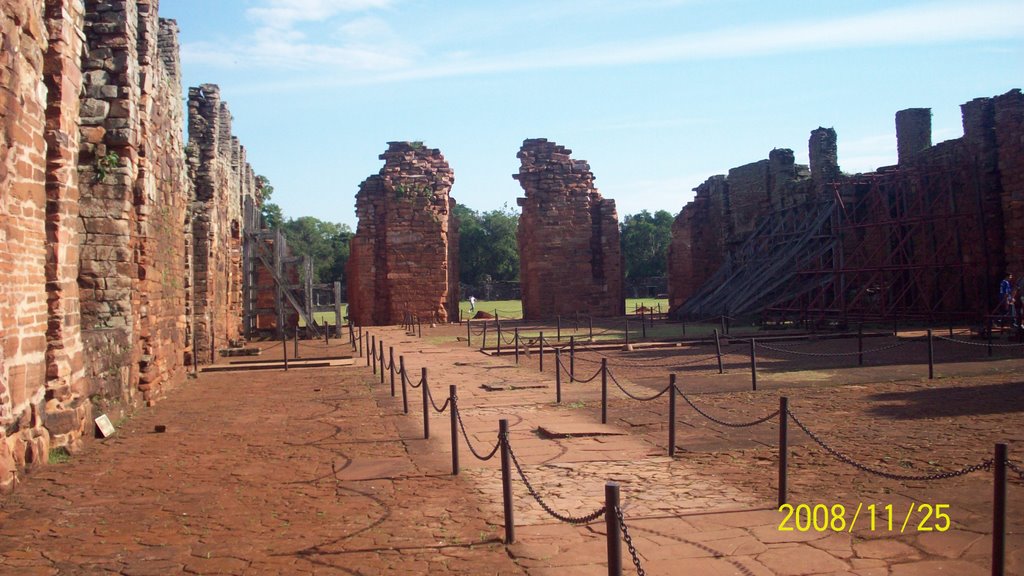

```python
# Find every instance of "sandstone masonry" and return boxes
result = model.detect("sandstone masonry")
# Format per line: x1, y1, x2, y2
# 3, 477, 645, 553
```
668, 90, 1024, 321
1, 0, 260, 491
515, 139, 624, 320
347, 142, 459, 325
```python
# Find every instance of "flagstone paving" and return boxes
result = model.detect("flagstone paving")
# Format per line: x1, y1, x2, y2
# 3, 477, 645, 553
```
0, 326, 1021, 575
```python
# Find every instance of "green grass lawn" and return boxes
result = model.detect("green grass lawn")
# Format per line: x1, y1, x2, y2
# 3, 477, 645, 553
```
303, 298, 672, 328
461, 298, 669, 320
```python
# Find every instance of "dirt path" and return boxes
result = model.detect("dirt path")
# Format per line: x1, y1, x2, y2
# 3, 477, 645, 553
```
1, 326, 1021, 575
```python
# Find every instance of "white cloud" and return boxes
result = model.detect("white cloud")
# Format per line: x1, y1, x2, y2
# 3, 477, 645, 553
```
186, 0, 1024, 88
183, 1, 413, 71
247, 0, 394, 29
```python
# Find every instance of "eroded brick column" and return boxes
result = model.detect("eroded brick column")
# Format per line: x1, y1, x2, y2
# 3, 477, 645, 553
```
347, 142, 458, 325
188, 84, 256, 358
77, 0, 142, 406
1, 0, 52, 490
514, 138, 624, 320
993, 90, 1024, 278
42, 0, 90, 447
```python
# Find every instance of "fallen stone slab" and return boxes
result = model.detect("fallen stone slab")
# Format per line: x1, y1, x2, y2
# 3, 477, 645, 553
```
536, 423, 627, 438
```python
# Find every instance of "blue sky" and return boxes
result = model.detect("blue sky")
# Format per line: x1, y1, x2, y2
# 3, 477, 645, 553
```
163, 1, 1023, 229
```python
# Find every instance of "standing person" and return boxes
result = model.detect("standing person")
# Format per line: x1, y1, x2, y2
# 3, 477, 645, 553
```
1015, 274, 1024, 330
999, 273, 1014, 326
469, 295, 476, 312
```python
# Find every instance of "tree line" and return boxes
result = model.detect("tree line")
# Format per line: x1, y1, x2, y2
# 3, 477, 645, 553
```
259, 176, 675, 292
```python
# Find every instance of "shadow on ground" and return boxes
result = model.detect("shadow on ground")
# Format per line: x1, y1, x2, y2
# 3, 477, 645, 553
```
867, 381, 1024, 419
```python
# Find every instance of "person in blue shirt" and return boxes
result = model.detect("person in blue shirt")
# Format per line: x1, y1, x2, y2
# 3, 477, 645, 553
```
999, 273, 1014, 327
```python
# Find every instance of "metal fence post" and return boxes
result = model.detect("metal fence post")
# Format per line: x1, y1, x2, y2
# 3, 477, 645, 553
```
421, 367, 429, 439
555, 349, 562, 404
779, 397, 789, 507
379, 341, 385, 384
450, 385, 459, 475
389, 346, 396, 392
369, 334, 374, 369
557, 315, 562, 341
539, 332, 545, 372
714, 329, 724, 374
668, 374, 677, 457
750, 338, 758, 391
601, 358, 608, 424
993, 443, 1007, 576
282, 331, 289, 371
467, 319, 472, 347
294, 331, 299, 359
570, 336, 576, 382
497, 323, 502, 356
858, 324, 864, 366
500, 419, 514, 544
396, 356, 403, 398
482, 322, 488, 352
606, 482, 622, 576
515, 328, 520, 364
927, 329, 935, 380
401, 357, 409, 413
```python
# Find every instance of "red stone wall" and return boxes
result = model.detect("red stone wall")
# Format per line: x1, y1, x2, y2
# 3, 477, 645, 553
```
188, 84, 256, 358
993, 90, 1024, 281
42, 0, 89, 447
347, 142, 458, 326
1, 0, 260, 490
515, 138, 624, 320
668, 90, 1023, 321
1, 0, 53, 490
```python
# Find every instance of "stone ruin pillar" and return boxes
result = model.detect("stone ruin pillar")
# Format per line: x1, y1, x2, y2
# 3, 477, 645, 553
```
347, 142, 459, 326
514, 138, 624, 320
895, 108, 932, 165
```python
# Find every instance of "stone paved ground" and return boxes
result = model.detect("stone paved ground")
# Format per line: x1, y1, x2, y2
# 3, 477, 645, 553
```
1, 325, 1021, 575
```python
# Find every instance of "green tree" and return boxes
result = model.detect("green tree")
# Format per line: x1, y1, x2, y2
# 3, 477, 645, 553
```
454, 204, 519, 287
256, 174, 282, 229
280, 216, 352, 286
620, 210, 674, 280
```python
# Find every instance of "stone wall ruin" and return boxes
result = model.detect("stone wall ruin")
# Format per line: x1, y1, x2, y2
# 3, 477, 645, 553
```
347, 141, 459, 326
668, 89, 1024, 322
515, 139, 624, 320
0, 0, 261, 491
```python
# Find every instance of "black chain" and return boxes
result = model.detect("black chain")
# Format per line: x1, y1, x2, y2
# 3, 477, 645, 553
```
505, 433, 607, 524
574, 348, 720, 369
677, 386, 780, 427
453, 397, 500, 461
608, 369, 671, 402
403, 370, 422, 389
936, 335, 1024, 349
1006, 459, 1024, 481
787, 408, 994, 481
615, 505, 646, 576
757, 339, 912, 358
425, 382, 450, 413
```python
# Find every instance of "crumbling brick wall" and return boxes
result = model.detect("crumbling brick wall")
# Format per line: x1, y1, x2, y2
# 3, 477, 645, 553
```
1, 0, 56, 490
77, 0, 197, 408
187, 84, 256, 359
347, 142, 459, 326
1, 0, 260, 491
515, 139, 624, 320
668, 90, 1023, 321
